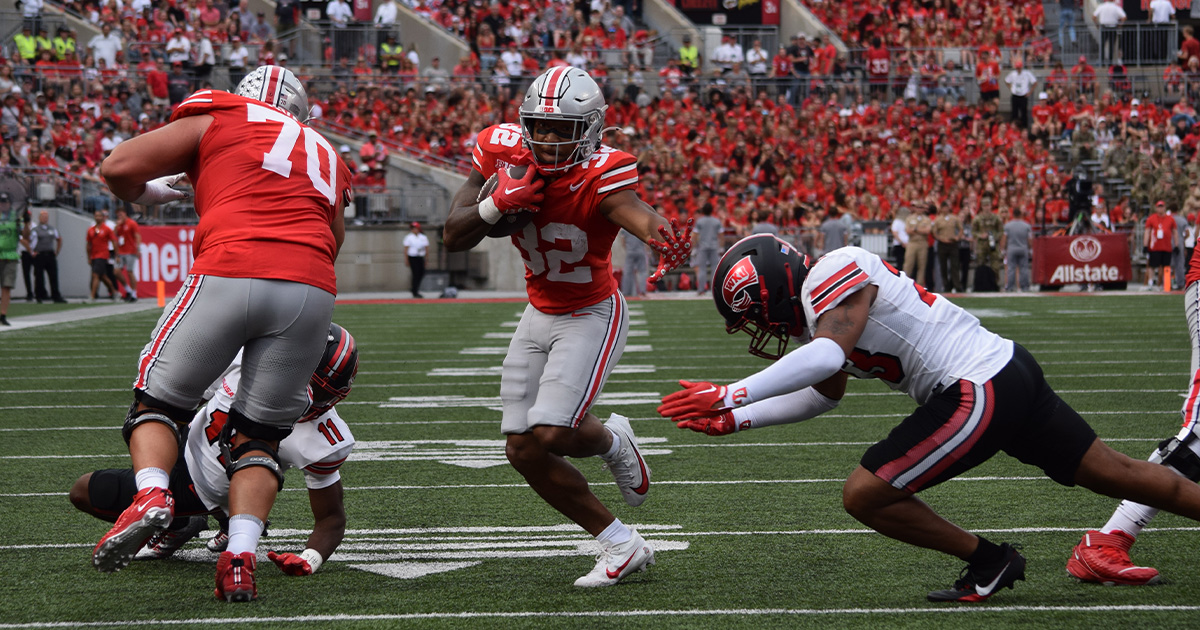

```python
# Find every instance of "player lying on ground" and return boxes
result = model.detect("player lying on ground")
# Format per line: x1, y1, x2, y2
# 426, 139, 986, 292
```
72, 324, 358, 597
443, 66, 692, 587
658, 234, 1200, 602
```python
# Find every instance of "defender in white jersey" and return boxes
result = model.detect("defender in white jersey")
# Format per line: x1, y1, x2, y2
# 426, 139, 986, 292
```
70, 323, 358, 599
658, 235, 1200, 603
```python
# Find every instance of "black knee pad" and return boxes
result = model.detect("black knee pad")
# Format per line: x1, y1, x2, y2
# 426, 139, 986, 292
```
227, 407, 294, 442
134, 390, 196, 423
122, 404, 185, 449
219, 410, 287, 491
1157, 432, 1200, 482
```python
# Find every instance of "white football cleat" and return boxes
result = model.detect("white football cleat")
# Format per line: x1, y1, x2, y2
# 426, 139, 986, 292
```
574, 530, 655, 587
601, 413, 650, 507
135, 516, 206, 560
206, 529, 230, 553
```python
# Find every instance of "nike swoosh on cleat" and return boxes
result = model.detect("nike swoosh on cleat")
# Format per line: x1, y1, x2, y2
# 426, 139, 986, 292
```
606, 550, 640, 579
571, 312, 590, 317
504, 186, 525, 194
975, 560, 1012, 597
632, 451, 650, 495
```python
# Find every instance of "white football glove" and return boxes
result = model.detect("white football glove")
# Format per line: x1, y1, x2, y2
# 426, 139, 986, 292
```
133, 173, 191, 205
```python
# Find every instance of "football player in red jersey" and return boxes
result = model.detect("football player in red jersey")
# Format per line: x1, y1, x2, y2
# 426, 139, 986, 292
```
1067, 236, 1200, 586
444, 66, 692, 587
96, 65, 352, 602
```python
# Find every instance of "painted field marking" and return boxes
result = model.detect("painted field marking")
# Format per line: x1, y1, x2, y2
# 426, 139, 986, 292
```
350, 436, 670, 468
459, 344, 653, 356
2, 605, 1200, 628
379, 391, 664, 410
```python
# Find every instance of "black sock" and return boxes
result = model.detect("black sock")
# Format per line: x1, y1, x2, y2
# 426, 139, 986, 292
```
968, 537, 1005, 566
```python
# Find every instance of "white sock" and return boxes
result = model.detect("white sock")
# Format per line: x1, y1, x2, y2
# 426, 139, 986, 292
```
597, 517, 632, 546
226, 514, 265, 555
602, 428, 621, 459
134, 467, 170, 492
1101, 500, 1159, 538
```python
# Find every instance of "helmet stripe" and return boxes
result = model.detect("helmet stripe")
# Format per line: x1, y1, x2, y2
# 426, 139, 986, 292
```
263, 66, 283, 108
325, 330, 350, 376
540, 66, 568, 111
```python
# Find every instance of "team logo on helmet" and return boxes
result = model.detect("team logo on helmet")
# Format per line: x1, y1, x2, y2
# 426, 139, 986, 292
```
721, 256, 760, 313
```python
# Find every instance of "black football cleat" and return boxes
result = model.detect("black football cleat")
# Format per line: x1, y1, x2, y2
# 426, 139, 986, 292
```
927, 543, 1026, 603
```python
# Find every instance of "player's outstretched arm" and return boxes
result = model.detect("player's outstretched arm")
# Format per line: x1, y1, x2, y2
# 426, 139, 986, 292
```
599, 190, 692, 281
671, 375, 847, 436
268, 480, 345, 576
659, 286, 875, 423
101, 115, 211, 203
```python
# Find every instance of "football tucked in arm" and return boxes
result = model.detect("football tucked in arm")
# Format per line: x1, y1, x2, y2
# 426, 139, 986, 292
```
478, 165, 538, 238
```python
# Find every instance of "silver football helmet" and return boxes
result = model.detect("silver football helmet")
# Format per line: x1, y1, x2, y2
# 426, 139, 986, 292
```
518, 66, 607, 172
235, 65, 310, 123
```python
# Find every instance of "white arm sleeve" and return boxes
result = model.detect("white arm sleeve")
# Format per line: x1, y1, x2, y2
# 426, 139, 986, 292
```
731, 386, 840, 430
723, 337, 846, 407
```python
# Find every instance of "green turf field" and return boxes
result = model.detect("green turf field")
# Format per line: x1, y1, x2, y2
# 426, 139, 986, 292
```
2, 293, 1198, 629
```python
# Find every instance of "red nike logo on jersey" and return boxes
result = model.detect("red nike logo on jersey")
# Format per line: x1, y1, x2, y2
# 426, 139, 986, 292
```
571, 312, 590, 317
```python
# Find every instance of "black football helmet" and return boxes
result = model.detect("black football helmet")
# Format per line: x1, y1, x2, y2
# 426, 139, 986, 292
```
712, 234, 812, 360
301, 323, 358, 421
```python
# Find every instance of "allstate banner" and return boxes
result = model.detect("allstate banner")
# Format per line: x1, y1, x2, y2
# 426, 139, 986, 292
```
676, 0, 779, 25
1032, 233, 1132, 286
135, 225, 196, 299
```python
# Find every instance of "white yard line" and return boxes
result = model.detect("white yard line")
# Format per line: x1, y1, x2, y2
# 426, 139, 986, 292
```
1, 604, 1199, 628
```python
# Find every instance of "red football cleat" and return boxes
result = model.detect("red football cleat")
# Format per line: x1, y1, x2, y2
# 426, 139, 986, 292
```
215, 551, 258, 602
92, 487, 174, 573
1067, 530, 1161, 586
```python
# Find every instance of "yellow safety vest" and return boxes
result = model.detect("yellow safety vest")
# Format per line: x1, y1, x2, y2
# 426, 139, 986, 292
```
380, 42, 403, 67
679, 45, 698, 69
14, 33, 36, 61
35, 35, 52, 54
53, 37, 76, 61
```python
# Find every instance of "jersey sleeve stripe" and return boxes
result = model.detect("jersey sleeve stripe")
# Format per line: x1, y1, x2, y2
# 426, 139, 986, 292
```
812, 268, 867, 313
597, 176, 639, 194
472, 153, 483, 169
812, 262, 863, 297
599, 163, 638, 179
304, 457, 347, 475
180, 97, 213, 107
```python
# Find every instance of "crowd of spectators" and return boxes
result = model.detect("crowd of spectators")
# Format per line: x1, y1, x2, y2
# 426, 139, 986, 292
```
803, 0, 1045, 53
4, 0, 1197, 267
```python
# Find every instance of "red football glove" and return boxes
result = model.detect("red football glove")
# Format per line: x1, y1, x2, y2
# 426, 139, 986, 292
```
267, 551, 314, 576
657, 379, 731, 421
675, 410, 738, 436
489, 165, 545, 213
648, 218, 694, 282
